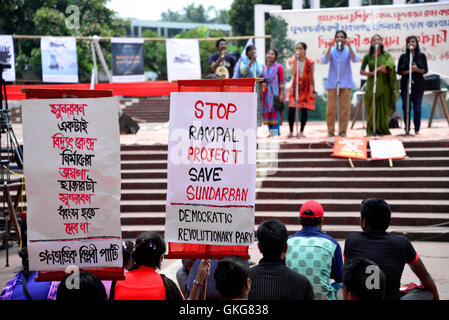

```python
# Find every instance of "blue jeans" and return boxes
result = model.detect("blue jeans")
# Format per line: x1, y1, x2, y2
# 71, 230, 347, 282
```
401, 90, 424, 132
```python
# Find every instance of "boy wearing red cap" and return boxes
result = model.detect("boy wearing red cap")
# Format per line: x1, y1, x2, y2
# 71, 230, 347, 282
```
286, 200, 344, 300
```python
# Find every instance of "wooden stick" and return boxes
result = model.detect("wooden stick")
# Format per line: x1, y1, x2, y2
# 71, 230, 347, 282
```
349, 158, 354, 168
389, 158, 393, 167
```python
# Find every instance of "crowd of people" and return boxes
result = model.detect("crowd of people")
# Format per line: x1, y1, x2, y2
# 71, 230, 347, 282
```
1, 197, 439, 301
209, 31, 428, 138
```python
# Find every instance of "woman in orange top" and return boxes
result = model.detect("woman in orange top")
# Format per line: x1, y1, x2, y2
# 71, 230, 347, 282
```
113, 232, 183, 300
288, 42, 315, 138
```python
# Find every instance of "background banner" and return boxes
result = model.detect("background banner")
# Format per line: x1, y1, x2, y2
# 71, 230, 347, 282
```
0, 35, 16, 82
166, 39, 201, 82
22, 96, 122, 270
165, 91, 257, 246
111, 37, 145, 83
270, 3, 449, 95
41, 37, 78, 83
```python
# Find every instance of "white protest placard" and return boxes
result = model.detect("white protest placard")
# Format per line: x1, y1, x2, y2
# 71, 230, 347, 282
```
0, 35, 16, 82
166, 39, 201, 82
369, 138, 407, 160
165, 92, 257, 246
41, 37, 79, 83
22, 97, 122, 270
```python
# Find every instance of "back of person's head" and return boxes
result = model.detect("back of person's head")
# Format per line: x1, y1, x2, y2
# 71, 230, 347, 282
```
360, 198, 391, 232
343, 257, 386, 300
122, 240, 134, 269
214, 255, 250, 299
299, 200, 324, 227
56, 270, 107, 301
132, 231, 166, 269
256, 220, 288, 259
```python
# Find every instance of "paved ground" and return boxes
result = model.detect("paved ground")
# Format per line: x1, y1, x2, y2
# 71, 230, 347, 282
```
1, 119, 448, 298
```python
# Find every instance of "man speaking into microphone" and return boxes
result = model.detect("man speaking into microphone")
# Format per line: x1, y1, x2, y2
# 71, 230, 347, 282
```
321, 30, 360, 138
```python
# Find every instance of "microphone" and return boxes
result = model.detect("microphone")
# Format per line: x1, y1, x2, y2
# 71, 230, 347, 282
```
375, 43, 379, 50
296, 53, 300, 59
337, 42, 342, 50
408, 45, 414, 50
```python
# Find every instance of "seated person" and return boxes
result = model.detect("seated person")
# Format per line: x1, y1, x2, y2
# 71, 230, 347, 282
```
113, 232, 183, 300
343, 257, 386, 300
214, 255, 251, 300
56, 270, 107, 301
344, 198, 439, 300
248, 219, 314, 300
286, 200, 343, 300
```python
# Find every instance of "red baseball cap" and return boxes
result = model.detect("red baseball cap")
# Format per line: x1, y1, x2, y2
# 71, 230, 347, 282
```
299, 200, 324, 218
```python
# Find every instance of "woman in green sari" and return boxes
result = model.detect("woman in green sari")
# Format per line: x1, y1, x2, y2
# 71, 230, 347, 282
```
360, 34, 399, 135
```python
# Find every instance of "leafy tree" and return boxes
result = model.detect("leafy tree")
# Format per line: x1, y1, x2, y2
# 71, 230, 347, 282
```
142, 30, 167, 80
160, 9, 184, 22
160, 4, 229, 24
0, 0, 129, 83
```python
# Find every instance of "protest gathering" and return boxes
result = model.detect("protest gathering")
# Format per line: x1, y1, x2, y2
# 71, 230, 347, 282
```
1, 0, 448, 312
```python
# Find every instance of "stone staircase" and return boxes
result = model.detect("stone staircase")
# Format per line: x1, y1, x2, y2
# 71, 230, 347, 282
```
120, 98, 170, 123
119, 140, 449, 242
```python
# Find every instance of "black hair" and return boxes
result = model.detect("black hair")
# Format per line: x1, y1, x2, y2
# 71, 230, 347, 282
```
369, 34, 385, 56
122, 240, 134, 267
131, 231, 166, 269
256, 219, 287, 259
299, 216, 322, 227
216, 38, 226, 49
405, 35, 420, 55
56, 270, 107, 301
343, 257, 386, 300
335, 30, 347, 39
245, 45, 256, 57
360, 198, 391, 231
214, 255, 250, 299
267, 48, 278, 61
296, 42, 308, 51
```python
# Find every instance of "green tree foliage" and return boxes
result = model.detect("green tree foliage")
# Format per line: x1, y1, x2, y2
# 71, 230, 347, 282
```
228, 0, 292, 37
160, 4, 229, 24
0, 0, 129, 83
142, 30, 167, 80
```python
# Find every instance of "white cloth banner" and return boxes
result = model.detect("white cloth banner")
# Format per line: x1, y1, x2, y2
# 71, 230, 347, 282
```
111, 37, 145, 83
22, 97, 122, 270
0, 35, 16, 82
166, 92, 257, 246
41, 37, 79, 83
166, 39, 201, 82
270, 3, 449, 94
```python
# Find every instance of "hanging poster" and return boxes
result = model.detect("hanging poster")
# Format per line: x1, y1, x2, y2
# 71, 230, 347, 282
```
166, 39, 201, 82
41, 37, 79, 83
0, 35, 16, 82
22, 96, 122, 270
111, 37, 145, 83
165, 91, 257, 246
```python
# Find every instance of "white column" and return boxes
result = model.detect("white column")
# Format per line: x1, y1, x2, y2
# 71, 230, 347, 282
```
310, 0, 320, 8
292, 0, 303, 10
254, 4, 282, 65
349, 0, 362, 7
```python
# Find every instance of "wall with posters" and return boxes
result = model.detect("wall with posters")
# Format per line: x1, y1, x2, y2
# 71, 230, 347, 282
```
22, 96, 123, 271
165, 92, 257, 247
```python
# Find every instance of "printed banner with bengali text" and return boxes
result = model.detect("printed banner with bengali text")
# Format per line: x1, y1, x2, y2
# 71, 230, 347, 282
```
0, 35, 16, 82
166, 39, 201, 82
111, 37, 145, 83
270, 3, 449, 94
41, 37, 78, 83
22, 97, 122, 270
